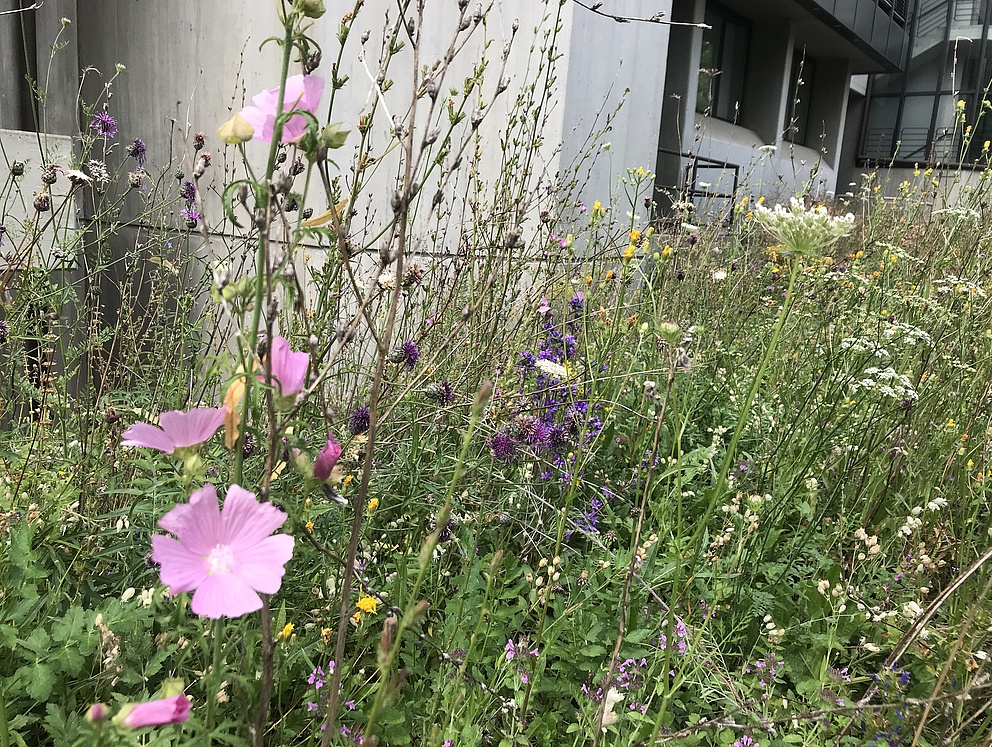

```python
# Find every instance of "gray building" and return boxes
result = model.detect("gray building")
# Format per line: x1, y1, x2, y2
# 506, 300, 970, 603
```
1, 0, 922, 237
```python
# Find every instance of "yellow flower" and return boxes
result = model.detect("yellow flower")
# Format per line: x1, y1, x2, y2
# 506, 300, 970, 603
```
356, 595, 379, 615
605, 270, 615, 280
592, 200, 603, 215
629, 229, 642, 243
623, 244, 635, 260
305, 521, 315, 534
958, 99, 967, 111
344, 474, 354, 486
321, 627, 333, 644
947, 418, 956, 428
757, 196, 766, 205
662, 245, 672, 258
367, 497, 379, 513
586, 275, 593, 286
217, 113, 255, 144
278, 623, 294, 642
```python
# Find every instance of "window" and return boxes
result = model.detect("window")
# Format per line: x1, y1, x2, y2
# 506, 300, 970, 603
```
696, 1, 750, 122
783, 50, 816, 146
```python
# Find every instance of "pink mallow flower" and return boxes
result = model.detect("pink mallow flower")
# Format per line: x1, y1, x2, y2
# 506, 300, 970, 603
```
260, 335, 310, 399
121, 408, 226, 454
313, 434, 341, 482
114, 694, 191, 729
151, 484, 295, 619
239, 74, 324, 143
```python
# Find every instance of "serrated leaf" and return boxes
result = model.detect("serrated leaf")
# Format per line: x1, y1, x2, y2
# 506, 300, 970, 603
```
22, 662, 55, 701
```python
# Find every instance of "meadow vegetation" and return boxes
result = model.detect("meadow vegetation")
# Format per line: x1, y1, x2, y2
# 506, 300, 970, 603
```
1, 1, 992, 746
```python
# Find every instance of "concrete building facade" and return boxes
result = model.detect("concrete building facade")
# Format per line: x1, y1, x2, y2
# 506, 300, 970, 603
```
1, 0, 918, 237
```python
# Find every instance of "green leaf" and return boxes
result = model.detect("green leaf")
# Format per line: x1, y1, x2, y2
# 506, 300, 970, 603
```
22, 662, 55, 701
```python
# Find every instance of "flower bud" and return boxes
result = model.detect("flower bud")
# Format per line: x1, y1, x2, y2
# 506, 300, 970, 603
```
217, 113, 255, 144
85, 703, 108, 723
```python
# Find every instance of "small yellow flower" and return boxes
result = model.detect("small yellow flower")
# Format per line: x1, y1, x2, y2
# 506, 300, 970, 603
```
661, 245, 672, 258
356, 595, 379, 615
306, 521, 315, 534
344, 474, 354, 486
278, 623, 294, 642
629, 229, 642, 244
367, 497, 379, 513
592, 200, 603, 214
605, 270, 615, 280
623, 244, 635, 260
321, 627, 333, 644
586, 275, 593, 286
757, 196, 766, 206
947, 418, 956, 428
958, 99, 967, 111
967, 459, 975, 470
962, 433, 969, 441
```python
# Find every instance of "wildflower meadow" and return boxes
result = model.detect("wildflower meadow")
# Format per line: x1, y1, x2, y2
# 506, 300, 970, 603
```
2, 2, 992, 746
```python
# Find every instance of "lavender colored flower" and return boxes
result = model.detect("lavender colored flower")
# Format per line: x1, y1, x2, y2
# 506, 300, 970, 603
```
180, 180, 197, 203
181, 206, 200, 229
568, 293, 584, 313
349, 405, 370, 435
90, 111, 118, 139
389, 340, 419, 370
488, 431, 518, 462
128, 138, 147, 166
425, 380, 454, 405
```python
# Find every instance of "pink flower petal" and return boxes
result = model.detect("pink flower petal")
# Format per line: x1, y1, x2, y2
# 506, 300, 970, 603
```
119, 694, 191, 728
158, 407, 226, 449
168, 484, 225, 555
233, 534, 295, 594
151, 535, 208, 594
191, 571, 263, 618
313, 434, 342, 482
219, 485, 288, 550
262, 336, 309, 396
121, 423, 176, 453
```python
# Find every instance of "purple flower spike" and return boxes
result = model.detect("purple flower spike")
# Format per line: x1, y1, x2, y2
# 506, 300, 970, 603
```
261, 335, 309, 398
239, 74, 324, 143
313, 434, 342, 482
151, 484, 295, 619
121, 407, 226, 454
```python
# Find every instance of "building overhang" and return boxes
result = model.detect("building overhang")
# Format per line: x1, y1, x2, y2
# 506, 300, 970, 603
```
717, 0, 911, 73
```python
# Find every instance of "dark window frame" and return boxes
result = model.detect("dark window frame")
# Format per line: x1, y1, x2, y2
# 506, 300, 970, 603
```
696, 0, 751, 123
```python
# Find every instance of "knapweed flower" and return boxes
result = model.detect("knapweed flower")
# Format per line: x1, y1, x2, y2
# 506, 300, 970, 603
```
488, 431, 518, 462
313, 434, 342, 482
424, 380, 454, 405
180, 206, 200, 229
151, 484, 295, 618
128, 138, 147, 166
90, 111, 118, 139
260, 335, 309, 400
113, 694, 191, 729
121, 407, 226, 454
239, 74, 325, 143
389, 340, 419, 370
349, 405, 370, 434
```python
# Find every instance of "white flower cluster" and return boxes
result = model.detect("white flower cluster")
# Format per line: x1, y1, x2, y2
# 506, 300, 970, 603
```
753, 197, 855, 256
882, 322, 932, 347
535, 358, 568, 381
852, 366, 918, 400
898, 496, 946, 538
934, 275, 987, 298
841, 336, 890, 360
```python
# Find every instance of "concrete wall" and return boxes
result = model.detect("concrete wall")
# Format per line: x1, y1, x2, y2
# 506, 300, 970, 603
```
75, 1, 570, 246
559, 0, 673, 208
